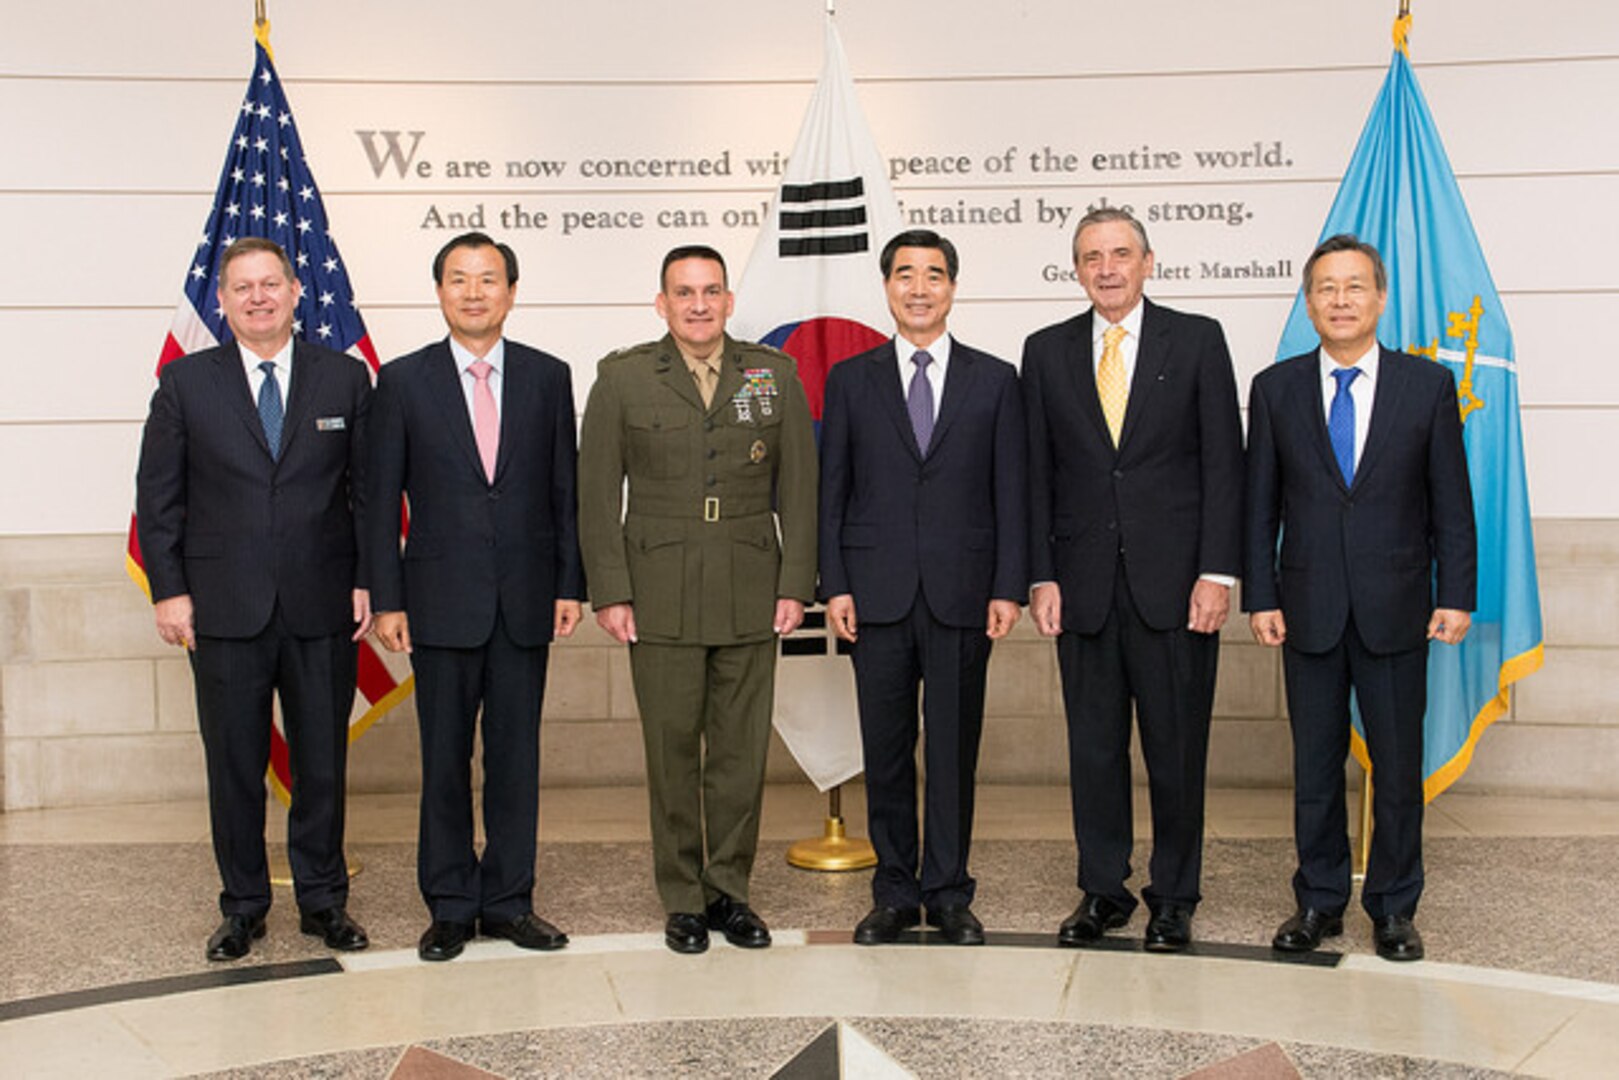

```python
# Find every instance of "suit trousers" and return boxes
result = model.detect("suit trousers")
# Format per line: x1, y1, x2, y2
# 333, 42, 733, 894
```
630, 639, 776, 915
411, 612, 550, 923
1057, 562, 1217, 913
191, 606, 356, 917
852, 591, 991, 910
1283, 616, 1427, 919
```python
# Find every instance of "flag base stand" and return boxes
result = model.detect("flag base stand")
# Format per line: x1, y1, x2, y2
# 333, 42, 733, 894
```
786, 785, 876, 872
270, 853, 362, 888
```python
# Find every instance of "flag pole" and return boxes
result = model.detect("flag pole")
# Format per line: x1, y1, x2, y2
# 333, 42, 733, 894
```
1353, 769, 1372, 882
791, 1, 867, 870
1353, 0, 1413, 888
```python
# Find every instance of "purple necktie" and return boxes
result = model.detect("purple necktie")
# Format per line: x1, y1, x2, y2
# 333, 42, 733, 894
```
907, 349, 935, 454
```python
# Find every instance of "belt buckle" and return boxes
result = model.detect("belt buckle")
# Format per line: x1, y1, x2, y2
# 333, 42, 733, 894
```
704, 496, 720, 523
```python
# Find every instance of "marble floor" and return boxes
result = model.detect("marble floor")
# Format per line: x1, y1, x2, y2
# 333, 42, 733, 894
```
3, 784, 1618, 1078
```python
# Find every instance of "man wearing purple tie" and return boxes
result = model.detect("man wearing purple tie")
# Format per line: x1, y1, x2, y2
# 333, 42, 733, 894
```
819, 230, 1028, 946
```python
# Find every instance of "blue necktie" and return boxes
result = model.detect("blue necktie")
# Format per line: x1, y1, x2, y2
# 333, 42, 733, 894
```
907, 349, 935, 454
257, 360, 284, 461
1328, 366, 1361, 486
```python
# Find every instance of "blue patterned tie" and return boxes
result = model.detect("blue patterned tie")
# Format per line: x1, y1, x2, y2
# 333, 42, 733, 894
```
1328, 366, 1361, 486
907, 349, 935, 455
257, 359, 284, 461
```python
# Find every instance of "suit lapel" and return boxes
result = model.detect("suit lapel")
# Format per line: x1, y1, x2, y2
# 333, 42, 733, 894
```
1293, 354, 1346, 489
929, 338, 977, 455
1118, 302, 1168, 455
871, 342, 924, 462
425, 341, 487, 484
214, 342, 274, 460
1352, 347, 1408, 490
1061, 311, 1114, 453
713, 337, 748, 418
653, 335, 707, 413
281, 342, 325, 459
492, 346, 528, 483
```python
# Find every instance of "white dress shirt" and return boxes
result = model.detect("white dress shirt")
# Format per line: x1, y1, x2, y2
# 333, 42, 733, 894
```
240, 338, 294, 405
450, 335, 506, 424
1091, 300, 1145, 386
1318, 342, 1379, 464
894, 332, 951, 421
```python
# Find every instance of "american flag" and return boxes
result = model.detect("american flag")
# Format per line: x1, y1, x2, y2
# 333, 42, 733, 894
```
126, 26, 412, 801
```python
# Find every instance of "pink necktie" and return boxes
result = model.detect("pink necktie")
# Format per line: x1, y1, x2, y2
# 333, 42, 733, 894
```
469, 359, 498, 482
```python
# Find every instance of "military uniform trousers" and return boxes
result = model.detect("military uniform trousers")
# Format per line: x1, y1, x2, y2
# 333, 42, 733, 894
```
630, 638, 776, 915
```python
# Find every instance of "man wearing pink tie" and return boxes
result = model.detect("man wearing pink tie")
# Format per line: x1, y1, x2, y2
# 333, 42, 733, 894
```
367, 233, 585, 961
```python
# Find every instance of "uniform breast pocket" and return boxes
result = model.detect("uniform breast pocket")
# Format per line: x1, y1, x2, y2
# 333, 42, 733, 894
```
626, 405, 691, 480
728, 400, 782, 467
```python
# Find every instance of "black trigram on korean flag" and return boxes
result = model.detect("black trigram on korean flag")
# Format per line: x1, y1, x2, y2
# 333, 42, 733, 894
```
778, 177, 870, 258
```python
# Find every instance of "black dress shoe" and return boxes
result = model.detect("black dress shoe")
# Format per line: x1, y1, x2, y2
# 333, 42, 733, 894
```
853, 905, 921, 945
482, 912, 568, 951
299, 906, 369, 951
665, 912, 710, 954
706, 895, 771, 948
1144, 903, 1194, 953
926, 904, 985, 945
1272, 908, 1344, 953
1058, 894, 1131, 946
206, 914, 266, 961
417, 919, 474, 962
1372, 915, 1425, 962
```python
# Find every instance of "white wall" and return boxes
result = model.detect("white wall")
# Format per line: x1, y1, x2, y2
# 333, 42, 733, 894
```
1, 0, 1616, 533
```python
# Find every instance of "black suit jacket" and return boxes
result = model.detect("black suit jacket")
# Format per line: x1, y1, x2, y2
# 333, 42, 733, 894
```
1022, 299, 1245, 633
136, 340, 371, 639
365, 338, 584, 650
1243, 346, 1477, 655
818, 337, 1028, 627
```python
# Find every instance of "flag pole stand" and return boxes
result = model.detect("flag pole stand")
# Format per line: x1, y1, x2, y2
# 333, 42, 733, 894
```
786, 785, 876, 871
1352, 767, 1372, 884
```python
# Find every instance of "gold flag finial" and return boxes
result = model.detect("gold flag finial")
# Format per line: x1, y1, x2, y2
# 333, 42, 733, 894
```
1393, 1, 1413, 56
254, 1, 274, 62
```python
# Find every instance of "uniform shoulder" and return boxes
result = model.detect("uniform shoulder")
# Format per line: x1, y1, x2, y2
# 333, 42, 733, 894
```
595, 339, 661, 376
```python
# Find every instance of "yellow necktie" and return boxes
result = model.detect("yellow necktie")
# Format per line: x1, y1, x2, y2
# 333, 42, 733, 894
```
1097, 324, 1128, 446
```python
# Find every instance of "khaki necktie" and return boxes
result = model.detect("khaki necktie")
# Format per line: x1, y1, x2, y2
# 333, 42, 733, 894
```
691, 359, 718, 407
1097, 324, 1128, 446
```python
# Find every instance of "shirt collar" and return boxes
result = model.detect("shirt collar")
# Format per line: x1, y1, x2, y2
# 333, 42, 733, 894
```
1092, 300, 1144, 346
1318, 342, 1380, 384
895, 332, 952, 368
450, 335, 506, 376
238, 337, 293, 377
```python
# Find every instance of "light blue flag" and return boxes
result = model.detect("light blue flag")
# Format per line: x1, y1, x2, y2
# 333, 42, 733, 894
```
1274, 34, 1544, 801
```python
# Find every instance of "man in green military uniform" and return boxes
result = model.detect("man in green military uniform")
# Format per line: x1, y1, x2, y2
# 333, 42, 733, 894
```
578, 244, 817, 955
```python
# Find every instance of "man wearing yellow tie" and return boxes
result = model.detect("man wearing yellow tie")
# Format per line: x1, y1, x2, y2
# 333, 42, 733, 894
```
1021, 208, 1245, 952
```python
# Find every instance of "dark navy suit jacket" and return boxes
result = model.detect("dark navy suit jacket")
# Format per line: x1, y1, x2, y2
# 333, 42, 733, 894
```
1243, 346, 1477, 654
817, 337, 1028, 627
136, 340, 371, 639
365, 339, 585, 650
